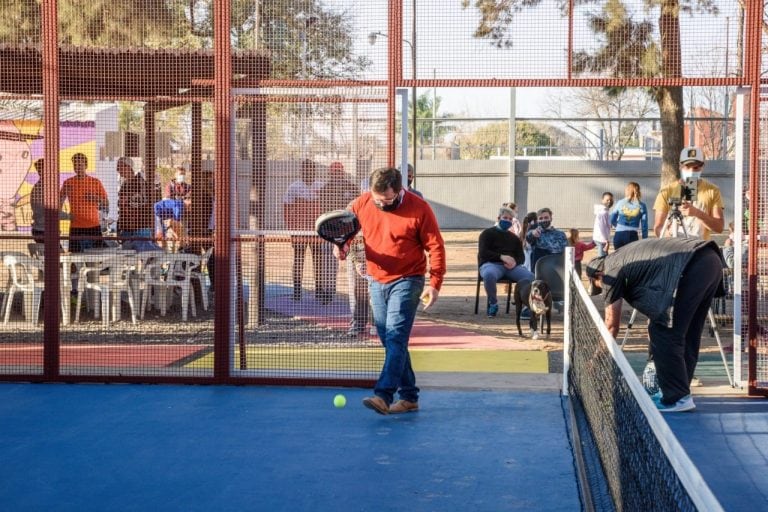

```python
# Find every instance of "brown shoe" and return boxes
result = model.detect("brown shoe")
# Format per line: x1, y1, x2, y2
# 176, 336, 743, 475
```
389, 400, 419, 414
362, 396, 389, 415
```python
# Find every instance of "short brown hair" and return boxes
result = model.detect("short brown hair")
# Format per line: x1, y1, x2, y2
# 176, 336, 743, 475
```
369, 167, 402, 193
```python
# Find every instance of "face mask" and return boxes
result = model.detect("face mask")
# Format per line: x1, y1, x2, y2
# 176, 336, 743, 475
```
539, 220, 551, 229
497, 220, 512, 231
175, 174, 185, 183
375, 191, 402, 212
680, 170, 701, 181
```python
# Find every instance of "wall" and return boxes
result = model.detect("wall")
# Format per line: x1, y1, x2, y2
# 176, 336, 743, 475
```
415, 158, 737, 230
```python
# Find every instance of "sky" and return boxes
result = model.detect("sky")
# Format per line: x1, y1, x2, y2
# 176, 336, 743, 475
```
335, 0, 741, 119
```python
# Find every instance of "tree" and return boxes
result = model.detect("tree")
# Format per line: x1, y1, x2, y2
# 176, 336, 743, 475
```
461, 0, 720, 184
409, 92, 454, 158
546, 88, 658, 160
459, 120, 570, 159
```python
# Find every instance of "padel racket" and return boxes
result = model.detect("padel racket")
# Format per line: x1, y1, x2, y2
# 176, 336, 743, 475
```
315, 210, 361, 249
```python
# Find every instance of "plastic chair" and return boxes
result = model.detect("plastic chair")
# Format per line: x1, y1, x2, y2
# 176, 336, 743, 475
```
189, 247, 212, 311
474, 272, 513, 314
140, 253, 199, 321
2, 253, 44, 325
533, 253, 565, 303
74, 255, 137, 327
27, 243, 45, 260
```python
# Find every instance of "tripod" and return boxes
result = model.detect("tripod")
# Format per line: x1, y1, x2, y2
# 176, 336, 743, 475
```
620, 202, 734, 387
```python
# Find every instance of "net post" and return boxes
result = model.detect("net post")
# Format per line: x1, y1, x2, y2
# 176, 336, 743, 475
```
562, 247, 574, 396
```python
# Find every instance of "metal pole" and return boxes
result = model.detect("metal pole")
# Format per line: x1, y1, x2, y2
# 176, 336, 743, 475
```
411, 0, 417, 176
432, 68, 436, 160
722, 17, 730, 159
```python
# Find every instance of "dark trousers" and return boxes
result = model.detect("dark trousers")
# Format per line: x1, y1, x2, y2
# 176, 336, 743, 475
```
648, 248, 723, 404
69, 226, 105, 253
291, 237, 323, 300
613, 230, 639, 251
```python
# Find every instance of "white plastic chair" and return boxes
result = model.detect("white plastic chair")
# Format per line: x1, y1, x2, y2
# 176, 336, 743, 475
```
140, 253, 198, 321
3, 253, 44, 325
189, 247, 212, 311
74, 255, 137, 327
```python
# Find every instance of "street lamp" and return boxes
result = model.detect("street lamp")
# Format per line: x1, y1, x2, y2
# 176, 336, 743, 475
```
297, 12, 318, 158
368, 30, 417, 182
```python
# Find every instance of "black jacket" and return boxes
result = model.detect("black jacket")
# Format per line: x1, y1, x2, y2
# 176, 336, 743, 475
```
478, 226, 525, 267
601, 237, 724, 326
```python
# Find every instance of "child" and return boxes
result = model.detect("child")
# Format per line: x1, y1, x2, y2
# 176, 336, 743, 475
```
592, 192, 613, 257
568, 228, 596, 278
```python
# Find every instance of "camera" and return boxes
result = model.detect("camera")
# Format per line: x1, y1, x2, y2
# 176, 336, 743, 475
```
668, 178, 698, 207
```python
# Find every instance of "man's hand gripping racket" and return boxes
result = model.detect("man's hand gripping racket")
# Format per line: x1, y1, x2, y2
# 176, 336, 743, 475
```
315, 210, 361, 260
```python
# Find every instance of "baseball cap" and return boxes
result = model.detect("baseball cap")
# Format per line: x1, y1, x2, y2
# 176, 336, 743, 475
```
586, 256, 606, 296
585, 256, 605, 279
679, 146, 704, 165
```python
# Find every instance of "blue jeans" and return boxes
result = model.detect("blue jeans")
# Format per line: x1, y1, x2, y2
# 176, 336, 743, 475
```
595, 240, 608, 257
118, 229, 161, 252
369, 275, 424, 404
479, 262, 534, 305
613, 230, 639, 251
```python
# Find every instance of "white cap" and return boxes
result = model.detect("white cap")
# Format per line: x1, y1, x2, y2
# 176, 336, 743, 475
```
679, 146, 704, 165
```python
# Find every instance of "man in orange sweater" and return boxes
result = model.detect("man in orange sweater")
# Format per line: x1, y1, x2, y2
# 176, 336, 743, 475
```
60, 153, 108, 252
335, 166, 446, 415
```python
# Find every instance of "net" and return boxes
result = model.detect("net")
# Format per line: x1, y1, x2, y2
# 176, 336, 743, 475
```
565, 267, 723, 512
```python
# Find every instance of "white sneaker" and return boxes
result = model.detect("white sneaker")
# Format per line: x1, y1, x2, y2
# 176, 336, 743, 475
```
653, 393, 696, 413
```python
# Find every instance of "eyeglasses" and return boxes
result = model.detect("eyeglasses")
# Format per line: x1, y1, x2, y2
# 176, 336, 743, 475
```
537, 217, 550, 221
683, 163, 703, 170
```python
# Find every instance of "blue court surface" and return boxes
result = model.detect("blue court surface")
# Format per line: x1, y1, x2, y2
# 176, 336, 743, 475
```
0, 383, 580, 512
664, 396, 768, 512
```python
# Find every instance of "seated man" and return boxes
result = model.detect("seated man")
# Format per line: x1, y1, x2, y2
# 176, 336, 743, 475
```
526, 207, 568, 271
478, 207, 534, 317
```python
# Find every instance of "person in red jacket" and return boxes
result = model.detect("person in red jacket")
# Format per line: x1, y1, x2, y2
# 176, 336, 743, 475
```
335, 166, 446, 415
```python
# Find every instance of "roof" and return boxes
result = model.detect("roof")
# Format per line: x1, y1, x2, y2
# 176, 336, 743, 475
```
0, 44, 270, 99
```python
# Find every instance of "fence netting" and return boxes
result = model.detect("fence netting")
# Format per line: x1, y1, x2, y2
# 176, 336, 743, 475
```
0, 1, 764, 390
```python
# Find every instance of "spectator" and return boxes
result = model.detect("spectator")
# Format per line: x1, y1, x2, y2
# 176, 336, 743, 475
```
586, 237, 726, 412
653, 146, 724, 239
153, 197, 185, 251
525, 207, 568, 271
283, 159, 325, 303
478, 206, 534, 317
318, 161, 360, 304
404, 163, 423, 198
502, 202, 523, 237
116, 156, 159, 252
165, 166, 192, 204
60, 153, 108, 252
592, 192, 614, 257
335, 166, 445, 415
29, 159, 46, 243
567, 228, 596, 278
521, 211, 538, 270
319, 161, 367, 328
162, 166, 192, 251
611, 181, 648, 250
346, 237, 370, 337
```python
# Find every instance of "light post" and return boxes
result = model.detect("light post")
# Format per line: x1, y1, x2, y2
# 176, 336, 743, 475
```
296, 12, 317, 158
368, 29, 417, 181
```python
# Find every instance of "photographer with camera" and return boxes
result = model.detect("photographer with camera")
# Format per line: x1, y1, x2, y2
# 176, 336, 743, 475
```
652, 146, 724, 239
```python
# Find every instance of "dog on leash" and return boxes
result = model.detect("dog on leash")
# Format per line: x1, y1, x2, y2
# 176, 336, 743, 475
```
514, 279, 552, 339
